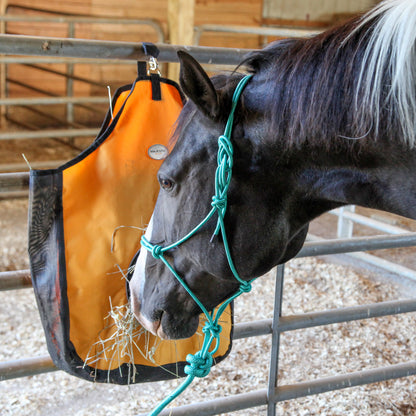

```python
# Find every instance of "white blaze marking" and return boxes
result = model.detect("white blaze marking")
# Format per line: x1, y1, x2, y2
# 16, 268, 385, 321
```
132, 215, 153, 299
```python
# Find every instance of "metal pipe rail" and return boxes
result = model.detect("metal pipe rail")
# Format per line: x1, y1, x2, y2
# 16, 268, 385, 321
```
1, 237, 416, 413
150, 360, 416, 416
194, 24, 321, 45
0, 269, 31, 291
298, 233, 416, 257
153, 358, 416, 416
2, 296, 416, 381
0, 57, 141, 65
2, 233, 416, 290
0, 172, 28, 193
0, 35, 253, 66
0, 127, 98, 141
0, 160, 68, 172
2, 2, 166, 45
330, 208, 408, 235
0, 15, 165, 43
0, 96, 108, 106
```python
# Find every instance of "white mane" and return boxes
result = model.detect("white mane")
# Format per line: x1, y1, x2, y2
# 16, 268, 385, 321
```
353, 0, 416, 147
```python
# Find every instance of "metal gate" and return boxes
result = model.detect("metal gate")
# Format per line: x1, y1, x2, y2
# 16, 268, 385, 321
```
1, 35, 416, 416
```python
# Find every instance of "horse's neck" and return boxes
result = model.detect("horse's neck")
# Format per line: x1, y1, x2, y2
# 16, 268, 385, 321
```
296, 141, 416, 221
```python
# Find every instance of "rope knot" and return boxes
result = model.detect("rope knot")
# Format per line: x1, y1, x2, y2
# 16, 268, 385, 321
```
151, 245, 163, 259
218, 135, 233, 158
216, 135, 234, 190
203, 321, 222, 338
211, 195, 227, 212
184, 351, 213, 378
239, 281, 252, 293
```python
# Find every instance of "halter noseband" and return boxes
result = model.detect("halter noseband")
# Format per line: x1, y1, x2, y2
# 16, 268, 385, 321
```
141, 74, 253, 415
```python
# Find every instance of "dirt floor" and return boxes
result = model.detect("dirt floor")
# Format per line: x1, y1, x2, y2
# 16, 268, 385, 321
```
2, 125, 416, 416
1, 195, 416, 415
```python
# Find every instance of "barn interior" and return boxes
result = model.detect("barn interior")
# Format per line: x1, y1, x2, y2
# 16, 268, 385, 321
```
1, 1, 416, 415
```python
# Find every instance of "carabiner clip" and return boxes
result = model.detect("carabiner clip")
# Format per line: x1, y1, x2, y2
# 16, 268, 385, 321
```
147, 57, 161, 75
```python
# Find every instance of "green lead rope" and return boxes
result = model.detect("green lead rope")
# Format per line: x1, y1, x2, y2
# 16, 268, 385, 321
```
141, 74, 253, 415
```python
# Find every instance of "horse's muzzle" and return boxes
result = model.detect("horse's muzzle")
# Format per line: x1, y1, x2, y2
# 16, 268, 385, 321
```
130, 295, 169, 340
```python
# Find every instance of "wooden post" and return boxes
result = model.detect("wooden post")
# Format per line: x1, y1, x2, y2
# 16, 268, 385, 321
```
167, 0, 195, 81
0, 0, 7, 127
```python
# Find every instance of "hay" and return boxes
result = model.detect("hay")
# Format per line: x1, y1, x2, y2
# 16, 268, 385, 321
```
83, 259, 164, 384
83, 298, 147, 383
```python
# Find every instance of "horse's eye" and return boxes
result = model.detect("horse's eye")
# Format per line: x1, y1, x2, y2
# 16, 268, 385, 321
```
159, 177, 174, 191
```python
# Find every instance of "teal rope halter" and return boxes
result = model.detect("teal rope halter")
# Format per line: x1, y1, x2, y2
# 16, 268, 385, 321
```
141, 74, 253, 415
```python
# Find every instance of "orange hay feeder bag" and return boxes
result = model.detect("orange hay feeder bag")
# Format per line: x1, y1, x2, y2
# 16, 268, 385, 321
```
28, 59, 233, 384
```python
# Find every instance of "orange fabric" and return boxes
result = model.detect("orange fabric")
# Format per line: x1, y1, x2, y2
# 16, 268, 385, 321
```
60, 79, 232, 371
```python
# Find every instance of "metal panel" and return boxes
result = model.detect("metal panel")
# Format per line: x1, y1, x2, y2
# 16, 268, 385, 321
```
273, 361, 416, 402
0, 35, 250, 66
0, 34, 415, 416
152, 389, 268, 416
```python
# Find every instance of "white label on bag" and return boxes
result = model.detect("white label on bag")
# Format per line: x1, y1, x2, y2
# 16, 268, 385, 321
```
148, 144, 169, 160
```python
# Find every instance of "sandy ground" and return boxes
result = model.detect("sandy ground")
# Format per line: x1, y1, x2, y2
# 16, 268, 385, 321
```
1, 199, 416, 415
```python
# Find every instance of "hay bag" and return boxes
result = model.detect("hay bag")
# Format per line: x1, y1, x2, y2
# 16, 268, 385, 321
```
28, 62, 233, 384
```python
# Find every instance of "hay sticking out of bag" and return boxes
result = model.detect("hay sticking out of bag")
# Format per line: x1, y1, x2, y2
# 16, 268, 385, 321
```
83, 258, 176, 384
83, 261, 157, 384
83, 298, 148, 383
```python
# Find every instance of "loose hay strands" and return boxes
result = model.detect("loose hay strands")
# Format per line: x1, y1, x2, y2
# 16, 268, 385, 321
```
83, 296, 217, 383
83, 298, 148, 383
83, 258, 150, 384
110, 225, 146, 253
83, 260, 180, 383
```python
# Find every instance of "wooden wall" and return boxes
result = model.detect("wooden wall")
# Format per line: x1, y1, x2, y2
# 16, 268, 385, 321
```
1, 0, 379, 127
263, 0, 378, 25
2, 0, 263, 91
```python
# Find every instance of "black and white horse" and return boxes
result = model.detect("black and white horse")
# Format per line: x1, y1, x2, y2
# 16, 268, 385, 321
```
130, 0, 416, 340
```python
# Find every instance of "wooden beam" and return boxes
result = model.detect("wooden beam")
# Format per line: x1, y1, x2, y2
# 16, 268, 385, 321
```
0, 0, 7, 126
167, 0, 195, 80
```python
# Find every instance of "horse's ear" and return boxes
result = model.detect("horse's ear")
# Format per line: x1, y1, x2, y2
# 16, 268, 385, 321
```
178, 51, 220, 119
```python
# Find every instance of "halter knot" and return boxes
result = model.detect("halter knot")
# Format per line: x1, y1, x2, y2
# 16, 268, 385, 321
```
151, 245, 163, 259
216, 136, 233, 187
211, 195, 227, 212
218, 134, 233, 157
239, 281, 252, 293
203, 321, 222, 338
184, 351, 213, 378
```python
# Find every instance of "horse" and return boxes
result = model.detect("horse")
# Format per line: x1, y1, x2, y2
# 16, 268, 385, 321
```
130, 0, 416, 340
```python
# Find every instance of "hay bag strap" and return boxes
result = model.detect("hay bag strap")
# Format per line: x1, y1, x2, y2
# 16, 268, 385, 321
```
28, 52, 233, 385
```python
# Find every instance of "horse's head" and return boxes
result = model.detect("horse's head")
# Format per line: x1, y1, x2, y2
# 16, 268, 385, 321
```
130, 1, 416, 340
129, 51, 310, 340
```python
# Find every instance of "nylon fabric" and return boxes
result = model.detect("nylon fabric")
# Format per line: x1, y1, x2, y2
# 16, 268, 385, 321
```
28, 73, 233, 385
